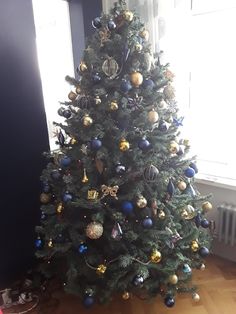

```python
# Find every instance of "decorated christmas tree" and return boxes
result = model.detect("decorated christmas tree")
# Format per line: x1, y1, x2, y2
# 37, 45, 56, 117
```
36, 0, 212, 308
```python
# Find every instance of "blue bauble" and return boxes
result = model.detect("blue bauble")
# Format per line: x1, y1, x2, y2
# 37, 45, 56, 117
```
142, 217, 153, 228
63, 109, 72, 119
199, 247, 210, 258
201, 218, 210, 228
184, 167, 195, 178
58, 107, 65, 116
92, 73, 101, 84
121, 201, 134, 215
78, 243, 88, 254
83, 296, 95, 308
167, 179, 175, 197
51, 169, 61, 180
195, 212, 202, 227
133, 275, 144, 286
60, 156, 71, 167
189, 162, 198, 174
107, 19, 116, 30
35, 238, 42, 249
142, 78, 155, 90
90, 138, 102, 151
158, 120, 170, 132
63, 192, 73, 202
183, 263, 192, 274
115, 163, 126, 175
92, 17, 102, 29
138, 138, 151, 151
120, 80, 132, 93
164, 296, 175, 308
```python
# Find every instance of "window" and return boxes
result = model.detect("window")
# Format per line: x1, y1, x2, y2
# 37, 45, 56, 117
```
32, 0, 74, 150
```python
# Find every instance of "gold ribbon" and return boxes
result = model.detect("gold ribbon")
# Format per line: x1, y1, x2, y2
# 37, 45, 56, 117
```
101, 185, 119, 200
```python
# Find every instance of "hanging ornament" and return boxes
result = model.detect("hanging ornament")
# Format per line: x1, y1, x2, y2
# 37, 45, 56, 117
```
151, 199, 158, 216
142, 78, 155, 90
107, 19, 117, 30
133, 275, 144, 286
135, 43, 143, 52
201, 218, 210, 228
82, 168, 89, 183
40, 193, 51, 204
120, 80, 132, 93
164, 296, 175, 308
143, 165, 159, 182
122, 291, 130, 300
121, 201, 134, 215
173, 116, 184, 127
48, 238, 53, 248
189, 162, 198, 174
202, 201, 213, 212
185, 183, 197, 197
195, 212, 202, 227
42, 182, 50, 193
199, 247, 210, 258
70, 137, 77, 145
139, 29, 149, 41
177, 181, 187, 191
94, 95, 102, 105
115, 163, 126, 175
130, 71, 143, 87
96, 264, 107, 275
87, 190, 99, 201
62, 109, 72, 119
150, 249, 162, 263
183, 263, 192, 274
177, 145, 185, 156
158, 120, 170, 132
192, 292, 200, 302
78, 243, 88, 254
86, 222, 103, 239
75, 85, 81, 94
63, 192, 73, 202
158, 210, 166, 219
164, 85, 175, 100
101, 184, 119, 200
79, 61, 88, 72
158, 100, 167, 109
169, 141, 179, 154
181, 205, 196, 220
77, 95, 91, 109
58, 107, 65, 116
136, 195, 147, 208
92, 73, 101, 84
35, 236, 43, 249
148, 109, 159, 123
90, 138, 102, 151
167, 179, 175, 197
56, 202, 63, 214
138, 138, 151, 151
191, 240, 199, 252
142, 217, 153, 228
102, 57, 119, 78
109, 100, 119, 111
41, 211, 47, 221
119, 138, 130, 151
200, 263, 206, 271
68, 91, 77, 101
83, 295, 95, 308
92, 17, 102, 29
123, 10, 134, 22
184, 167, 195, 178
51, 169, 61, 180
82, 114, 93, 127
60, 156, 72, 167
127, 95, 143, 110
168, 274, 178, 285
111, 222, 123, 240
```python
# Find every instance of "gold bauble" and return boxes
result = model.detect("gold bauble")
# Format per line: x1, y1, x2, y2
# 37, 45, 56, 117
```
183, 139, 190, 147
79, 61, 88, 72
40, 193, 51, 204
75, 85, 81, 94
136, 196, 147, 208
181, 205, 196, 220
191, 240, 199, 252
139, 29, 149, 41
192, 292, 200, 302
200, 263, 206, 271
158, 210, 166, 219
48, 238, 53, 248
68, 91, 77, 101
56, 202, 63, 214
94, 95, 102, 105
148, 109, 159, 123
150, 249, 162, 263
130, 71, 143, 87
169, 141, 179, 154
168, 274, 178, 285
135, 43, 143, 52
82, 114, 93, 127
109, 100, 119, 111
202, 201, 213, 212
123, 10, 134, 22
86, 221, 103, 239
119, 138, 130, 151
70, 138, 77, 145
122, 291, 130, 300
82, 168, 89, 183
177, 181, 187, 191
96, 264, 107, 275
87, 190, 99, 200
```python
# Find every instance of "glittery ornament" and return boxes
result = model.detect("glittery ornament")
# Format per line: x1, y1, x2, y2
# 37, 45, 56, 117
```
143, 164, 159, 182
102, 57, 119, 78
101, 185, 119, 200
68, 91, 77, 101
79, 61, 88, 72
48, 238, 53, 248
56, 202, 63, 214
40, 193, 51, 204
111, 222, 123, 240
191, 240, 199, 252
94, 95, 102, 105
139, 29, 149, 41
148, 109, 159, 123
158, 210, 166, 219
123, 10, 134, 22
82, 168, 89, 183
119, 138, 130, 151
177, 181, 187, 191
130, 71, 143, 87
109, 100, 119, 110
150, 249, 162, 263
168, 274, 178, 285
87, 190, 99, 200
86, 222, 103, 239
122, 291, 130, 300
136, 195, 147, 208
202, 201, 213, 212
96, 264, 107, 275
82, 114, 93, 127
163, 85, 175, 100
181, 205, 196, 220
169, 141, 179, 154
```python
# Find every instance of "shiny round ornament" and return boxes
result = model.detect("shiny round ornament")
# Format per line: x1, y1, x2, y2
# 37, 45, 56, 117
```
169, 274, 178, 285
90, 138, 102, 151
62, 109, 72, 119
150, 249, 162, 263
135, 43, 143, 52
136, 196, 147, 208
35, 237, 42, 249
169, 141, 179, 154
92, 73, 101, 84
192, 292, 200, 302
109, 100, 119, 111
79, 61, 88, 72
202, 201, 213, 212
70, 137, 77, 145
184, 167, 195, 178
164, 296, 175, 308
199, 246, 210, 258
177, 181, 187, 191
133, 275, 144, 286
60, 156, 71, 167
94, 95, 101, 105
63, 192, 73, 203
122, 291, 130, 300
130, 71, 143, 87
68, 91, 77, 101
119, 138, 130, 151
142, 78, 154, 90
191, 240, 199, 252
102, 58, 119, 78
92, 17, 102, 29
189, 162, 198, 174
123, 10, 134, 22
121, 201, 134, 215
183, 263, 192, 274
40, 193, 51, 204
107, 19, 116, 30
83, 295, 95, 308
148, 109, 159, 123
120, 80, 132, 93
86, 222, 103, 239
181, 205, 196, 220
143, 164, 159, 182
139, 29, 149, 41
58, 107, 65, 116
82, 114, 93, 127
75, 85, 81, 94
138, 138, 151, 151
201, 218, 210, 228
143, 217, 153, 228
158, 210, 166, 219
200, 263, 206, 271
115, 163, 126, 175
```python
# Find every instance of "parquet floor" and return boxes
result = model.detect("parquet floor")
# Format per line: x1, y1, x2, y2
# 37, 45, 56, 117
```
3, 255, 236, 314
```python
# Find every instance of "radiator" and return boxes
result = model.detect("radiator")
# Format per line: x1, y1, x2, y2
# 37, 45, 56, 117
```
218, 203, 236, 246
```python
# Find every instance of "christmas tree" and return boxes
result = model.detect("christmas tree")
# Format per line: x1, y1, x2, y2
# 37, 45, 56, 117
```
36, 0, 212, 308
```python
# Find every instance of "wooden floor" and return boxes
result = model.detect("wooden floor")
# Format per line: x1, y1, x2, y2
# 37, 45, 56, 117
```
3, 255, 236, 314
